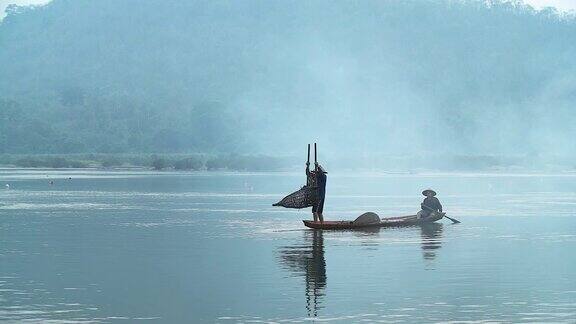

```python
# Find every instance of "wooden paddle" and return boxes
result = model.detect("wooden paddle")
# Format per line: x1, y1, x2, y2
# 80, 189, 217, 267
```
422, 205, 460, 224
442, 213, 460, 224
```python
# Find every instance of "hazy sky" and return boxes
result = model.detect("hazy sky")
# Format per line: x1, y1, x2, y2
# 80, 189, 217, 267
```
0, 0, 49, 20
1, 0, 576, 20
523, 0, 576, 11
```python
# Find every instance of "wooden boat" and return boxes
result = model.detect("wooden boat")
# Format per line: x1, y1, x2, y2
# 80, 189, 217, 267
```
303, 212, 444, 230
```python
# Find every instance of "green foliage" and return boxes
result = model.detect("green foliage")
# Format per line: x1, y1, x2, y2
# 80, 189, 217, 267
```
13, 156, 88, 168
69, 160, 88, 168
205, 157, 229, 171
0, 153, 292, 171
101, 156, 122, 168
173, 157, 203, 170
0, 1, 575, 158
151, 157, 168, 170
15, 158, 42, 168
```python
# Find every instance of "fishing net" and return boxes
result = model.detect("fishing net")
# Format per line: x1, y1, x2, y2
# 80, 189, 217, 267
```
273, 185, 319, 209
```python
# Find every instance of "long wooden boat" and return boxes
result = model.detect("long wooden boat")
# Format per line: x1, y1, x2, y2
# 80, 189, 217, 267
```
303, 212, 444, 230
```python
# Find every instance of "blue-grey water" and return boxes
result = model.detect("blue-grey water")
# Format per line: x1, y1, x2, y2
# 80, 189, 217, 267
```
1, 169, 575, 323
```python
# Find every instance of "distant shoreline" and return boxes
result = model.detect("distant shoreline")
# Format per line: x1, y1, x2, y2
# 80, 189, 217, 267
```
0, 153, 294, 172
1, 153, 574, 173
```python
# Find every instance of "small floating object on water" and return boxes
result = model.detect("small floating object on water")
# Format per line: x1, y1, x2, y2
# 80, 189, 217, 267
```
49, 180, 54, 185
5, 184, 9, 189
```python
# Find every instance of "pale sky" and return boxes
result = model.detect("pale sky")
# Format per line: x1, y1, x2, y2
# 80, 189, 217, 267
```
1, 0, 575, 21
523, 0, 576, 11
0, 0, 50, 20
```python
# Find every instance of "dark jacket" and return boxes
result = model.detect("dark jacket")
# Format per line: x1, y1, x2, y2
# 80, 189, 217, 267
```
306, 165, 327, 200
306, 166, 315, 187
421, 196, 442, 213
316, 171, 327, 200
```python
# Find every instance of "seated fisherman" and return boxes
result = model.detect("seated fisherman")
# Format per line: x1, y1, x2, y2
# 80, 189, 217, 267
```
418, 189, 442, 219
306, 162, 327, 222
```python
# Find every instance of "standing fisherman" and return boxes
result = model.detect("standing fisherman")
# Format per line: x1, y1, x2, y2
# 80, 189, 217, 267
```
273, 143, 328, 222
306, 160, 327, 222
306, 143, 327, 222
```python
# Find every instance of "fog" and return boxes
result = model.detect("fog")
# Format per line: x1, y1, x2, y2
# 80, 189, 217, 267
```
0, 0, 575, 169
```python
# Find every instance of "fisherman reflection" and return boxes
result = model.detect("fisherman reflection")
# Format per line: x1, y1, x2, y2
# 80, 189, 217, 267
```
420, 223, 443, 261
277, 230, 326, 317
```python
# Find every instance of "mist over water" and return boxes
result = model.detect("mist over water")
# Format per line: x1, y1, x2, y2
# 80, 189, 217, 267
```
0, 0, 575, 166
1, 1, 576, 322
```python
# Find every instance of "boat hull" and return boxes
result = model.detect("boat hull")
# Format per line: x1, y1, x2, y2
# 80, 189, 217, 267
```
303, 213, 443, 230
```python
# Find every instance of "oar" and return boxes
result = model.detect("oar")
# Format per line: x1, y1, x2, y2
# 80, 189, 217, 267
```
443, 213, 460, 224
423, 204, 460, 224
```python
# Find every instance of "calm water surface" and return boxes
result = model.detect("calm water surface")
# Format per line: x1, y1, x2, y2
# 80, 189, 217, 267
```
1, 169, 575, 323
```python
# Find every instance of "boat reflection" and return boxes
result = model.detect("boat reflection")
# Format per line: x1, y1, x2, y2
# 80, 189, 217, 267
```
277, 223, 444, 316
277, 230, 326, 317
350, 223, 444, 259
420, 223, 443, 261
351, 227, 382, 248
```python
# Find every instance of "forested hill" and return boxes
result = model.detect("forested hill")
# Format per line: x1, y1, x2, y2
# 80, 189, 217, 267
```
1, 0, 575, 157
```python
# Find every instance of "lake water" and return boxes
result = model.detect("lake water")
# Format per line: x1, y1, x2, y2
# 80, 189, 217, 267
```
1, 169, 575, 323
